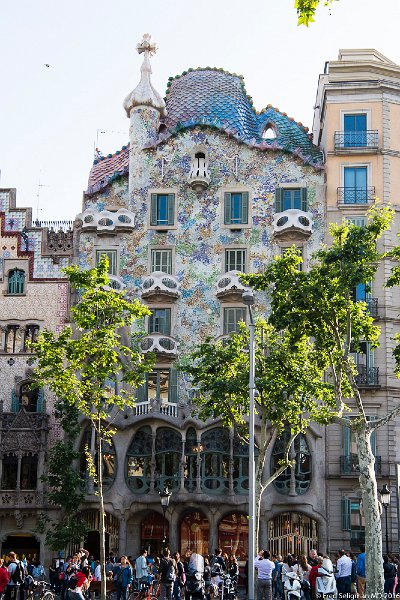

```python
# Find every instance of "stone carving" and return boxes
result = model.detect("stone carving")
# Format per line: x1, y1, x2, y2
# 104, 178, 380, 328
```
141, 272, 180, 300
46, 228, 73, 253
76, 208, 135, 233
14, 510, 23, 529
273, 209, 313, 237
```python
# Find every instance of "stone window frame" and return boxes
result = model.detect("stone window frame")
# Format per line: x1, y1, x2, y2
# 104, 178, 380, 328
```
220, 185, 252, 230
223, 245, 249, 274
148, 245, 176, 275
95, 248, 119, 276
0, 320, 42, 355
146, 304, 174, 337
147, 188, 179, 231
221, 304, 247, 336
3, 259, 30, 297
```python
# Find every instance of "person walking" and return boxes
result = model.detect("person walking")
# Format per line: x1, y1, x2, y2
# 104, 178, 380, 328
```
113, 557, 133, 600
254, 551, 275, 600
0, 559, 9, 600
383, 555, 397, 598
172, 553, 185, 600
135, 550, 149, 589
159, 551, 177, 600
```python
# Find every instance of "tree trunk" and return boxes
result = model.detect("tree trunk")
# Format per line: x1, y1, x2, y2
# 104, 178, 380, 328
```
354, 425, 384, 598
97, 426, 107, 600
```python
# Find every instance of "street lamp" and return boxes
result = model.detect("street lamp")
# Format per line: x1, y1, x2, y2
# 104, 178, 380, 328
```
159, 486, 171, 554
380, 483, 391, 555
242, 289, 256, 600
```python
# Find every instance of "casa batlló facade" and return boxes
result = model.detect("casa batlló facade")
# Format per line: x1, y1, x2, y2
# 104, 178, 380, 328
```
0, 42, 399, 564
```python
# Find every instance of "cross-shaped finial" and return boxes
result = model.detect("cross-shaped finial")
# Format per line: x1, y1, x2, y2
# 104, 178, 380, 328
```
136, 33, 157, 57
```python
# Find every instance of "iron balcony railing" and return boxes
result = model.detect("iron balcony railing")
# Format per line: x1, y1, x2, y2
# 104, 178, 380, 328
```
337, 187, 375, 204
355, 365, 379, 386
334, 130, 378, 149
340, 453, 382, 475
350, 530, 366, 547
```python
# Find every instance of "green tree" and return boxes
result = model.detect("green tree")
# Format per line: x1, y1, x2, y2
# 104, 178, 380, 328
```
183, 319, 336, 543
296, 0, 337, 26
33, 259, 154, 600
243, 205, 398, 597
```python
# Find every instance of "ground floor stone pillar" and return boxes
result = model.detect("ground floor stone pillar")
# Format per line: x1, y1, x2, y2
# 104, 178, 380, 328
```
169, 508, 179, 553
119, 515, 127, 556
208, 509, 219, 554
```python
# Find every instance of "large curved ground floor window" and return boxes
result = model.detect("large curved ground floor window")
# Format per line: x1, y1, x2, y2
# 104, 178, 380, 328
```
180, 511, 209, 556
268, 512, 318, 556
218, 512, 248, 559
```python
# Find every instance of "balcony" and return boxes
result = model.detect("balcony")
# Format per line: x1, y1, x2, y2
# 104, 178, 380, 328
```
355, 365, 379, 387
140, 333, 179, 358
337, 187, 375, 205
132, 401, 178, 418
141, 271, 180, 302
76, 208, 135, 234
334, 130, 378, 152
0, 490, 45, 508
188, 156, 210, 192
272, 209, 313, 238
340, 453, 382, 475
216, 271, 248, 301
350, 530, 365, 548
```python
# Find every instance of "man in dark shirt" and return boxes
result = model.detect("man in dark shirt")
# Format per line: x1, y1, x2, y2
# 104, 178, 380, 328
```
159, 551, 177, 600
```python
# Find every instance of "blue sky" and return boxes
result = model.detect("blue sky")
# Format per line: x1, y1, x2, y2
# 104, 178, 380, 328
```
1, 0, 399, 220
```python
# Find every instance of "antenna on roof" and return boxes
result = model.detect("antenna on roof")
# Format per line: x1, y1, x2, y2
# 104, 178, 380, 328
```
36, 172, 49, 221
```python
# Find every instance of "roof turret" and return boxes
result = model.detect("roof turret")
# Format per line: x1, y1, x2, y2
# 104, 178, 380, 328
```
123, 33, 166, 118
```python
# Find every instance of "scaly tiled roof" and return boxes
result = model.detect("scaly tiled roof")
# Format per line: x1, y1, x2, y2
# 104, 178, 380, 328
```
86, 68, 323, 195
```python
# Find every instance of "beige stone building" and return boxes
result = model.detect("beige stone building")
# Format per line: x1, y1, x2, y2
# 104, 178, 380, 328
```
313, 49, 400, 552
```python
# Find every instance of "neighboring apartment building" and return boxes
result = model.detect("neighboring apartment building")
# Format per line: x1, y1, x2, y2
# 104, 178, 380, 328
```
313, 49, 400, 552
0, 188, 72, 563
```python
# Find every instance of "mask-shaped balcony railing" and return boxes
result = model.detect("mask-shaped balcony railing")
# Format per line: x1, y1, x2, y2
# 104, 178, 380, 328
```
141, 271, 180, 300
77, 208, 135, 233
273, 209, 313, 237
216, 271, 248, 300
140, 333, 179, 357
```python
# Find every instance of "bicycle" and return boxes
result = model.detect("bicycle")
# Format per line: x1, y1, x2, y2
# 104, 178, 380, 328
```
24, 580, 54, 600
129, 578, 159, 600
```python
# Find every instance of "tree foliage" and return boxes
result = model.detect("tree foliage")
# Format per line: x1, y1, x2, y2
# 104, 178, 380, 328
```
296, 0, 337, 26
184, 319, 337, 540
33, 258, 154, 600
242, 204, 398, 596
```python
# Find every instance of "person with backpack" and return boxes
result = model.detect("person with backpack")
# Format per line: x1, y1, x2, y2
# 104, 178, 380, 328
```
5, 552, 25, 600
172, 553, 185, 600
159, 550, 177, 600
383, 555, 397, 597
32, 561, 45, 582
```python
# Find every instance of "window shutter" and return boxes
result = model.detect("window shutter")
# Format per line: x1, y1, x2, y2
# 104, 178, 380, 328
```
241, 192, 249, 224
342, 497, 351, 530
301, 188, 308, 212
275, 188, 283, 212
11, 390, 19, 412
343, 425, 351, 457
167, 194, 175, 226
368, 416, 377, 456
169, 368, 178, 404
37, 389, 44, 413
137, 377, 148, 403
224, 193, 231, 224
150, 194, 158, 226
165, 309, 171, 336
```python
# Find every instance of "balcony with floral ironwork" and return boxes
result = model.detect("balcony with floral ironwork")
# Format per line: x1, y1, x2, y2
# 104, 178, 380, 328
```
355, 365, 379, 387
340, 453, 382, 475
141, 271, 180, 302
334, 130, 378, 152
366, 298, 378, 317
337, 187, 375, 205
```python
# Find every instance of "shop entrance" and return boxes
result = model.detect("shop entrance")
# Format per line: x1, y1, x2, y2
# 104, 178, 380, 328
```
268, 512, 318, 556
2, 535, 40, 561
141, 511, 168, 558
180, 510, 209, 555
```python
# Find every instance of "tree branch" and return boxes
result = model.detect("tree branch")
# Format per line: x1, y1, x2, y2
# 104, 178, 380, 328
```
370, 401, 400, 430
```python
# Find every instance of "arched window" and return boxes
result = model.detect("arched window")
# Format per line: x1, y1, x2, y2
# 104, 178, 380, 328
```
7, 269, 25, 295
24, 325, 39, 352
271, 430, 312, 495
126, 426, 153, 494
155, 428, 181, 492
200, 428, 230, 494
2, 454, 18, 489
18, 383, 40, 412
233, 436, 249, 494
262, 124, 277, 140
20, 454, 38, 490
184, 428, 198, 492
79, 428, 116, 490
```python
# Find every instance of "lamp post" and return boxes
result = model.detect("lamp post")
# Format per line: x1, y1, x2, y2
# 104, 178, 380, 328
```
380, 483, 391, 555
159, 486, 171, 554
242, 289, 256, 600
